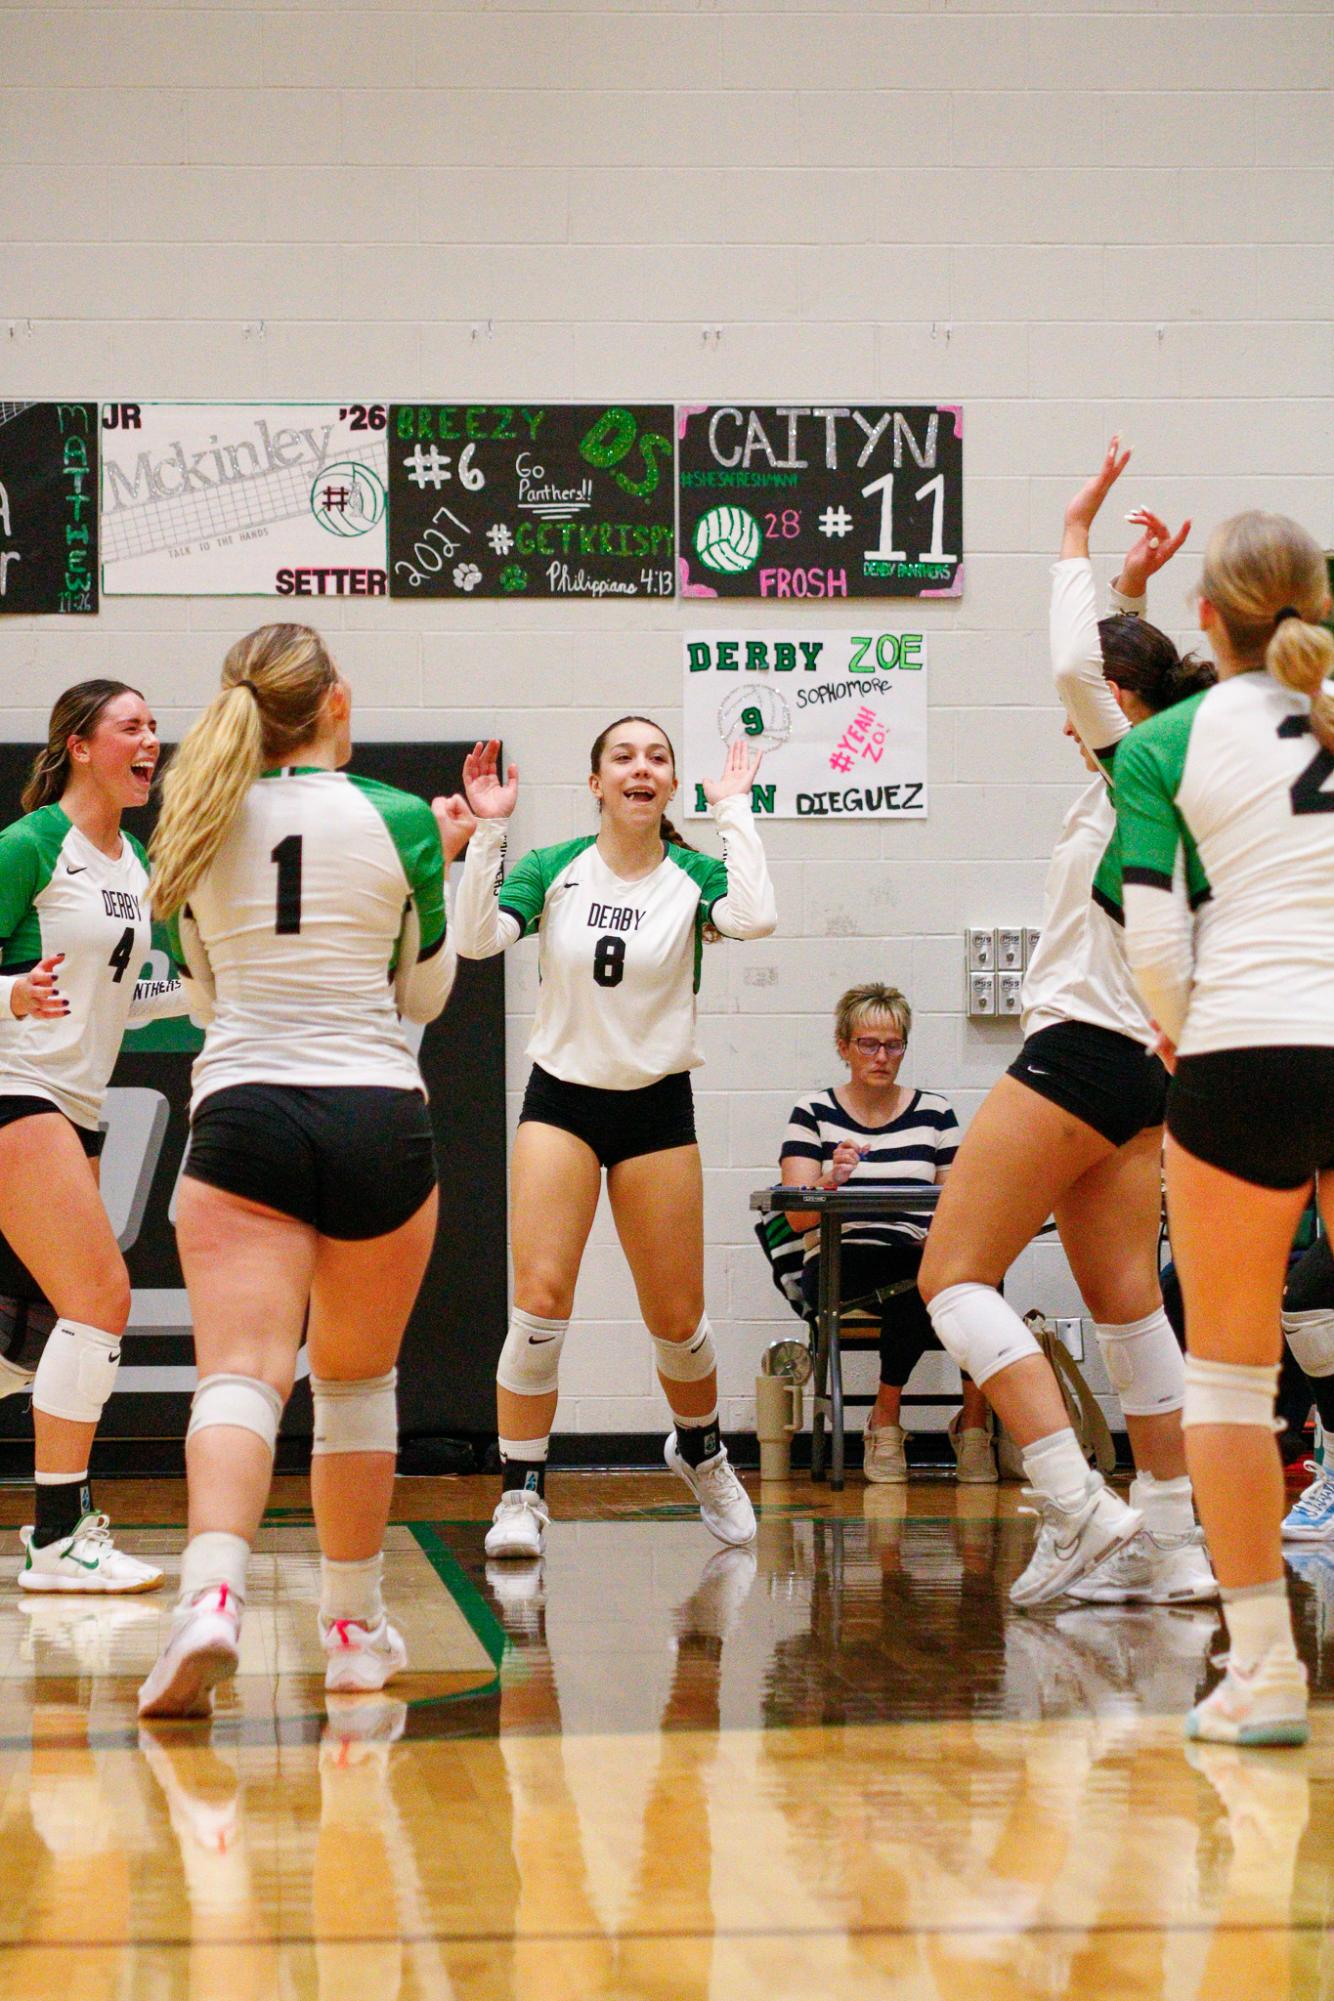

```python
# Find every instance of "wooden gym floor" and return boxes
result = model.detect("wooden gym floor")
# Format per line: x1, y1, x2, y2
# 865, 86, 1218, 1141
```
0, 1470, 1330, 1999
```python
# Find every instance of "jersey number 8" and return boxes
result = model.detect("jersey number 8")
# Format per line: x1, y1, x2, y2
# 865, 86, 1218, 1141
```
593, 935, 626, 988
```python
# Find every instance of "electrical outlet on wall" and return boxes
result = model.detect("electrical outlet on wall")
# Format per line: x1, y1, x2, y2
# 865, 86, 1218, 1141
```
1054, 1317, 1084, 1361
995, 928, 1023, 971
1024, 928, 1041, 963
966, 928, 993, 971
998, 972, 1023, 1015
968, 973, 996, 1016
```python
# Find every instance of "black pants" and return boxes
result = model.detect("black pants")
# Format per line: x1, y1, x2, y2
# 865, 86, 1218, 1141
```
800, 1240, 939, 1390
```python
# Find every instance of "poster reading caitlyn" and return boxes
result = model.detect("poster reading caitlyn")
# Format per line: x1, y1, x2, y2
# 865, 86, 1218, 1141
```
681, 628, 929, 820
100, 402, 390, 597
677, 404, 962, 601
388, 403, 675, 599
0, 402, 99, 615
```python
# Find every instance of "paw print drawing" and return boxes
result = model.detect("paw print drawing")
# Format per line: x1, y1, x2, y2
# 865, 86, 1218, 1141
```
453, 562, 483, 593
499, 565, 529, 594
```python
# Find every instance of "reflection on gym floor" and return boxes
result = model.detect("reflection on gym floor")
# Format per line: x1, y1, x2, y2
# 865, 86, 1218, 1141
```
0, 1476, 1331, 1999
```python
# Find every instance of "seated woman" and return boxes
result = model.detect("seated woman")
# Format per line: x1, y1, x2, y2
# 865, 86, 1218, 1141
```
780, 982, 994, 1483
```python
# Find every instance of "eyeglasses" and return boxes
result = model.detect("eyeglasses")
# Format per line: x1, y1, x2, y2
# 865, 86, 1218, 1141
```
852, 1037, 906, 1057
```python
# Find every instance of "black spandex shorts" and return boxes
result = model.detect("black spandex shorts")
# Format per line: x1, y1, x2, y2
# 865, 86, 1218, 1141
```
1007, 1020, 1168, 1149
1167, 1047, 1334, 1192
0, 1094, 104, 1158
184, 1084, 437, 1239
518, 1063, 696, 1170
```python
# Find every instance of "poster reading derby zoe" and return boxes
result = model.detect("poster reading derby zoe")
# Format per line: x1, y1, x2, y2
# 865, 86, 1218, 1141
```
682, 629, 929, 821
677, 403, 962, 601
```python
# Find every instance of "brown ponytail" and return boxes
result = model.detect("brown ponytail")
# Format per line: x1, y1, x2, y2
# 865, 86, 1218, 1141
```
22, 680, 141, 814
589, 714, 719, 936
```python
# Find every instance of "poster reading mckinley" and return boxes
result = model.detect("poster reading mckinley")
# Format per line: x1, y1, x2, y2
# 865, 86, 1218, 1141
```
100, 402, 389, 596
682, 628, 929, 820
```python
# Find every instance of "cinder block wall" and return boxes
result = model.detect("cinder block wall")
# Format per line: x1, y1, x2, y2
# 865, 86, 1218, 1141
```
4, 2, 1330, 1438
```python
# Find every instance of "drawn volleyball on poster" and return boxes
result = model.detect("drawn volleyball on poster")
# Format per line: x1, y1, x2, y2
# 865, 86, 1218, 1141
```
717, 685, 791, 755
310, 460, 387, 538
694, 505, 762, 575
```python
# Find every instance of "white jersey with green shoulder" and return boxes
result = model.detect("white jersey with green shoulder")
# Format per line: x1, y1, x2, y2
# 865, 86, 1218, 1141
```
453, 798, 777, 1090
168, 767, 454, 1111
1115, 672, 1334, 1054
0, 805, 187, 1129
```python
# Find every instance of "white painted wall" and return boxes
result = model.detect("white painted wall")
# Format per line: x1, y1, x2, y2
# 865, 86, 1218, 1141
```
4, 1, 1330, 1438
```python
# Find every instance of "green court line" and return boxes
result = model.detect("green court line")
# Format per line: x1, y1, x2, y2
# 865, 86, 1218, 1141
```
408, 1521, 505, 1670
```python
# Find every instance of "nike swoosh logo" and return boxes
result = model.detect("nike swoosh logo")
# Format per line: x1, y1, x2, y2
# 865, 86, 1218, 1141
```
528, 1334, 557, 1344
1027, 1065, 1049, 1077
66, 865, 88, 875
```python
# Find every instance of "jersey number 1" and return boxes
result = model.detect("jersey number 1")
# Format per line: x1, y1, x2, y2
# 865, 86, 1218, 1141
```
271, 835, 303, 933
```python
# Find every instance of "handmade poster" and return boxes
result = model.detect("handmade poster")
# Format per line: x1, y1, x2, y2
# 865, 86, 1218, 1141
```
99, 402, 389, 596
677, 404, 962, 601
0, 402, 98, 614
388, 403, 674, 598
682, 629, 929, 820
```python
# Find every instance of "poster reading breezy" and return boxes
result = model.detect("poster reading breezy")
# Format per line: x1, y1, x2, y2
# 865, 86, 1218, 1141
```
677, 404, 963, 601
387, 403, 674, 599
0, 402, 99, 615
682, 628, 929, 820
100, 402, 389, 596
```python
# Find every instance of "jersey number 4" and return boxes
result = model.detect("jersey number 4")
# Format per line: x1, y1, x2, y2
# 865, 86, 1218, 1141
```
1278, 716, 1334, 814
271, 835, 303, 933
107, 926, 135, 983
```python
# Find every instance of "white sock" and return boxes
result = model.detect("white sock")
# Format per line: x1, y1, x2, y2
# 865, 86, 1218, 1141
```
1221, 1582, 1296, 1671
1130, 1470, 1195, 1537
1021, 1428, 1092, 1511
320, 1552, 385, 1628
178, 1530, 250, 1611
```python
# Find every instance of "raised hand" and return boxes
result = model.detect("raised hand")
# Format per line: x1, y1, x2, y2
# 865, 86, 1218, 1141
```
432, 793, 477, 864
824, 1141, 866, 1190
1062, 436, 1131, 557
1117, 507, 1192, 600
702, 736, 764, 808
461, 739, 518, 819
10, 952, 67, 1021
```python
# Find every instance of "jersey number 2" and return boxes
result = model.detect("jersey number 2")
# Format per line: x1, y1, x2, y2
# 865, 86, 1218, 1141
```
1279, 716, 1334, 815
593, 935, 626, 988
271, 835, 303, 933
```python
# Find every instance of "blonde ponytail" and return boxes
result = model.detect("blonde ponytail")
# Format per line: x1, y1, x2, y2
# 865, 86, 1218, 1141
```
149, 623, 338, 917
1268, 613, 1334, 754
1202, 512, 1334, 751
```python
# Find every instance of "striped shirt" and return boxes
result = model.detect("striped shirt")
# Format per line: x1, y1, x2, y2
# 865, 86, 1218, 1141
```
780, 1087, 959, 1261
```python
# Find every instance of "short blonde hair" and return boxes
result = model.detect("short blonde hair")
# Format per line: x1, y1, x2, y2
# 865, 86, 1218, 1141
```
834, 983, 911, 1049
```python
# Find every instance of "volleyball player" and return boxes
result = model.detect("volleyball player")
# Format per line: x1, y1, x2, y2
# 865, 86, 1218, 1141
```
451, 719, 776, 1560
1115, 512, 1334, 1744
137, 624, 467, 1718
918, 440, 1217, 1606
0, 680, 189, 1594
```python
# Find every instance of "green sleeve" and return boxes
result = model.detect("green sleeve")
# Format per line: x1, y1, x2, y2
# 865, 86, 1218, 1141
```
1115, 695, 1212, 906
666, 842, 729, 920
350, 775, 446, 954
499, 837, 591, 939
0, 807, 66, 964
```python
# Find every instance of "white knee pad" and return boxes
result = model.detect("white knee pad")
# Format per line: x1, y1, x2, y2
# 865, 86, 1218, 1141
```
926, 1283, 1040, 1388
652, 1315, 717, 1383
312, 1370, 398, 1456
31, 1319, 120, 1425
496, 1309, 568, 1397
1283, 1307, 1334, 1380
1094, 1310, 1185, 1417
187, 1373, 283, 1450
1182, 1355, 1280, 1430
